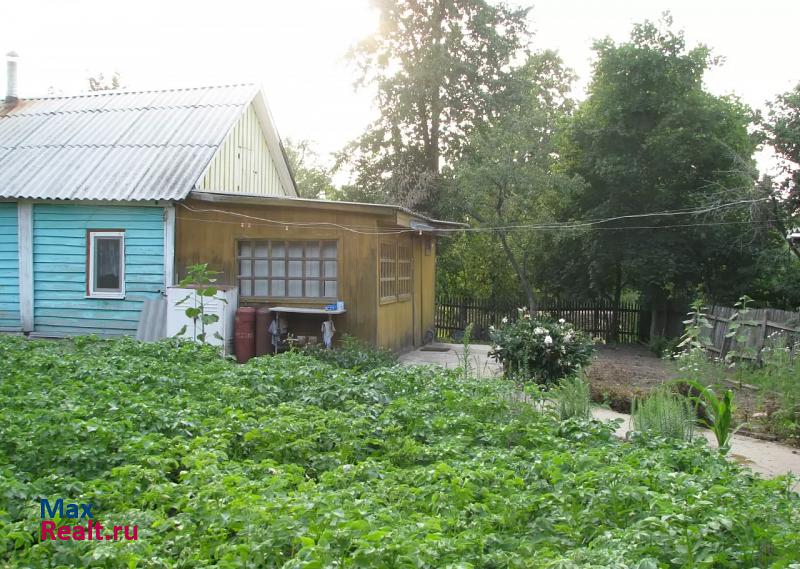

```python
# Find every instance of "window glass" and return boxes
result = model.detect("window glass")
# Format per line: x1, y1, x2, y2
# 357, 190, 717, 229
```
254, 280, 268, 297
237, 240, 339, 298
94, 238, 121, 290
88, 231, 125, 298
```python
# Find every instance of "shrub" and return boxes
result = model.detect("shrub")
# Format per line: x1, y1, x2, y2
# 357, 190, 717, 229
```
489, 308, 595, 385
632, 386, 696, 441
549, 375, 591, 420
303, 333, 397, 372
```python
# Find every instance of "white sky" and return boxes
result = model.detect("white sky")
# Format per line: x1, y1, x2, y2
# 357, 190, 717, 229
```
2, 0, 798, 177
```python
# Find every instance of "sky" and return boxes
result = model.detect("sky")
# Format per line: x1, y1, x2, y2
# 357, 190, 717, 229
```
1, 0, 798, 178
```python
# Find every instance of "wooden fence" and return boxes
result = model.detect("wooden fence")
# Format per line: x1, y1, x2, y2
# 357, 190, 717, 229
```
435, 295, 644, 343
701, 305, 800, 361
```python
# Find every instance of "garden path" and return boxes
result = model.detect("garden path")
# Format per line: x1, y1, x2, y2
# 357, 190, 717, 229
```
594, 407, 800, 488
401, 342, 800, 486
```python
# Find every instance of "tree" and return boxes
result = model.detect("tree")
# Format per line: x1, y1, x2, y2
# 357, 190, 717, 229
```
558, 15, 760, 314
763, 83, 800, 259
283, 138, 337, 199
446, 51, 583, 309
344, 0, 531, 213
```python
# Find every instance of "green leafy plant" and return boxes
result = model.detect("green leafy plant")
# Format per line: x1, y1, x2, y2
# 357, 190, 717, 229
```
632, 386, 696, 442
1, 335, 799, 568
174, 263, 225, 344
549, 375, 591, 420
679, 379, 739, 454
489, 308, 595, 385
454, 322, 475, 379
303, 334, 397, 372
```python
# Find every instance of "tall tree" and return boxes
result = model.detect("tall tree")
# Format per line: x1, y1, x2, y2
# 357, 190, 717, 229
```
345, 0, 531, 213
763, 83, 800, 259
558, 15, 759, 313
283, 138, 337, 199
448, 52, 582, 309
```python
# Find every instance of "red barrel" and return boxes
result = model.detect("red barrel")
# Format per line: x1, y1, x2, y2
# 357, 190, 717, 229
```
255, 306, 273, 356
234, 307, 257, 363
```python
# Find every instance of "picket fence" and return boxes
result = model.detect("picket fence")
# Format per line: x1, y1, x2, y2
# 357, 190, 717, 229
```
435, 295, 644, 343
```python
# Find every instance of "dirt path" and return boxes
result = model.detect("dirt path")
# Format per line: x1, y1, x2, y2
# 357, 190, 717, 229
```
593, 407, 800, 488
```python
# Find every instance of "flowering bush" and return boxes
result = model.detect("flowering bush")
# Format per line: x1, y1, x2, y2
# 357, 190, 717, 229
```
489, 308, 595, 385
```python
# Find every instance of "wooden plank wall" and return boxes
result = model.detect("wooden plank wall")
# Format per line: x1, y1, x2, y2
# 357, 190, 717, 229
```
702, 305, 800, 361
198, 104, 288, 196
31, 204, 164, 337
0, 202, 21, 331
176, 199, 381, 346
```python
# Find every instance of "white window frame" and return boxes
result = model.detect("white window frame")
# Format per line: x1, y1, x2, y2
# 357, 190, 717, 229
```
87, 230, 126, 299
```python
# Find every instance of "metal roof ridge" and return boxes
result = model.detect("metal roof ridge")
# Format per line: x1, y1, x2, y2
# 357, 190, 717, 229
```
16, 83, 258, 102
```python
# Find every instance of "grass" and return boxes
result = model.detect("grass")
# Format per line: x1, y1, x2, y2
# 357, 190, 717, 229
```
1, 335, 799, 567
549, 375, 591, 420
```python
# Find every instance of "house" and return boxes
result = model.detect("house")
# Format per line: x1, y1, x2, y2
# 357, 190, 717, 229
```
0, 60, 459, 351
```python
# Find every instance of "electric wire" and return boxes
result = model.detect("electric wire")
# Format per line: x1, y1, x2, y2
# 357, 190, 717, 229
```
178, 197, 772, 236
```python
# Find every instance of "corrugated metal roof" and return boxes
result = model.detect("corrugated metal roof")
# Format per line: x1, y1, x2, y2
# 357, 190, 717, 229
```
0, 84, 258, 201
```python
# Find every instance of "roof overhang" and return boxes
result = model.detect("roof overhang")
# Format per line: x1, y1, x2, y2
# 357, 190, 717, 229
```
188, 191, 465, 232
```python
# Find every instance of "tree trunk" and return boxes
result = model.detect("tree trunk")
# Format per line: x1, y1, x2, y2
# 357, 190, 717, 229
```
498, 231, 535, 311
611, 262, 622, 343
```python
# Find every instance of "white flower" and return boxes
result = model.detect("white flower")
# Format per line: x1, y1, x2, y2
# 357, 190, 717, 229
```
501, 317, 508, 324
489, 325, 495, 332
534, 327, 546, 335
544, 335, 553, 346
558, 318, 566, 324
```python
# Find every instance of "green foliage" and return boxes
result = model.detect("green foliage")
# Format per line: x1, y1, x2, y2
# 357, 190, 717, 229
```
303, 334, 397, 372
446, 51, 583, 306
549, 375, 591, 420
283, 138, 337, 199
763, 82, 800, 260
174, 263, 224, 344
343, 0, 531, 212
677, 299, 714, 352
1, 335, 800, 567
556, 14, 763, 306
632, 387, 696, 442
489, 309, 595, 385
679, 380, 738, 454
648, 335, 681, 358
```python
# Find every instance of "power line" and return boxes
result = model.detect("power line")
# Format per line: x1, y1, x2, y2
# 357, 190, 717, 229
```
178, 198, 771, 236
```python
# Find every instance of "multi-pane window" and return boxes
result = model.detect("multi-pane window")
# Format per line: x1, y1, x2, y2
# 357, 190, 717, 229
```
379, 239, 412, 303
379, 241, 396, 302
397, 242, 412, 299
87, 230, 125, 299
237, 240, 337, 299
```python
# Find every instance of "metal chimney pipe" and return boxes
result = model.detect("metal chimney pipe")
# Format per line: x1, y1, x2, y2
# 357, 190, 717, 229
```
6, 51, 19, 104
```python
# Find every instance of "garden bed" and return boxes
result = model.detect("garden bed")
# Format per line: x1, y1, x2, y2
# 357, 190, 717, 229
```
1, 336, 799, 567
586, 344, 794, 445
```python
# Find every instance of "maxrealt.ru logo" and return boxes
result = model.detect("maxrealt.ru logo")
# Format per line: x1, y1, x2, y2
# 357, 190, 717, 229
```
40, 499, 138, 541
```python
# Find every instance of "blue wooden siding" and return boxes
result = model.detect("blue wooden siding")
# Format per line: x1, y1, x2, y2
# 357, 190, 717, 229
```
33, 204, 164, 337
0, 203, 21, 331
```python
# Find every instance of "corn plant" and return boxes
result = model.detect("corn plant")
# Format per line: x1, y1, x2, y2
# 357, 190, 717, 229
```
679, 379, 738, 454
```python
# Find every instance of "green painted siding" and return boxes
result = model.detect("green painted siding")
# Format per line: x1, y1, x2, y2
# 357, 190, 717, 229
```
0, 203, 20, 331
33, 204, 164, 337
